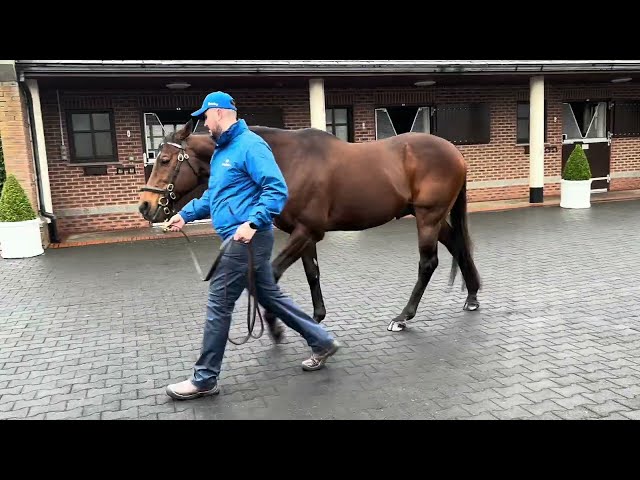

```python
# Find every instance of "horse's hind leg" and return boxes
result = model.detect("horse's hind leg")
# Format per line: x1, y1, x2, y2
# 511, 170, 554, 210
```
388, 206, 443, 332
438, 221, 480, 311
264, 226, 313, 342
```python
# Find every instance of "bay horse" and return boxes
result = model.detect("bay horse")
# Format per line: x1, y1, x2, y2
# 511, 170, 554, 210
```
138, 119, 481, 339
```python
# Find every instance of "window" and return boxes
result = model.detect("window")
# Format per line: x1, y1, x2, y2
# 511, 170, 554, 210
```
326, 107, 353, 142
147, 122, 186, 152
67, 110, 117, 164
432, 103, 490, 145
517, 101, 548, 144
144, 110, 195, 155
612, 101, 640, 137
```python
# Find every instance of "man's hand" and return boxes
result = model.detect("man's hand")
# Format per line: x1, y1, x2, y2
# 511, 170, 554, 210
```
163, 213, 185, 232
233, 222, 257, 243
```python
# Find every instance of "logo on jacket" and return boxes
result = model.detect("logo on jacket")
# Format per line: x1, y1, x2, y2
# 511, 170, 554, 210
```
221, 159, 231, 168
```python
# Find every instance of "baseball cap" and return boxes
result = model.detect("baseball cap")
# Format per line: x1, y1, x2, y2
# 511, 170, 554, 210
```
191, 91, 237, 117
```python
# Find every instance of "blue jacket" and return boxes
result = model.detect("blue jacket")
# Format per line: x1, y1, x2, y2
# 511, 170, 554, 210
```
178, 119, 288, 240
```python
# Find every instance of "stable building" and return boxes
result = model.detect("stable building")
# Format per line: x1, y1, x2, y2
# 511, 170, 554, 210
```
2, 59, 640, 246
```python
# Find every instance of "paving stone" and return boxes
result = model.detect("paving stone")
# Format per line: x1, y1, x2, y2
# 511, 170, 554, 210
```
1, 200, 640, 419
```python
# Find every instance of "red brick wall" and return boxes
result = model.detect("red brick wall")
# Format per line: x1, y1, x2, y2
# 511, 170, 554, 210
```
40, 82, 640, 236
0, 82, 39, 211
40, 88, 310, 235
330, 83, 640, 201
609, 86, 640, 191
562, 83, 640, 192
40, 92, 148, 236
327, 85, 565, 202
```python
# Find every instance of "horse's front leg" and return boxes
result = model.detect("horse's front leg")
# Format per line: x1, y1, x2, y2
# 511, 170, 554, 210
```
264, 226, 313, 343
300, 242, 326, 323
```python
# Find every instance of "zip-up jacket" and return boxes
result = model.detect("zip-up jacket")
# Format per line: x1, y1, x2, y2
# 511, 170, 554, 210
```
178, 119, 288, 240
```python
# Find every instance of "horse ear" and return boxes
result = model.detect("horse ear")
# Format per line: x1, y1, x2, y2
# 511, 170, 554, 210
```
176, 118, 195, 141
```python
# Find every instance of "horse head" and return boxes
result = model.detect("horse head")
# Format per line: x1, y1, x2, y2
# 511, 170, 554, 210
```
138, 119, 214, 223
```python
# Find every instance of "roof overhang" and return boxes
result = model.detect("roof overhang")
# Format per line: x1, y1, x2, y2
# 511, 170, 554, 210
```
15, 60, 640, 78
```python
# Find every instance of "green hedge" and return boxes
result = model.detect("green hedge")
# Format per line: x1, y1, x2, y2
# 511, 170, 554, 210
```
0, 174, 37, 222
563, 144, 592, 181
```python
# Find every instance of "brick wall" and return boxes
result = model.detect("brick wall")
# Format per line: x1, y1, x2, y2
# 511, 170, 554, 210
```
0, 82, 39, 211
40, 88, 311, 235
330, 83, 640, 201
327, 85, 565, 202
39, 82, 640, 236
610, 86, 640, 191
566, 83, 640, 192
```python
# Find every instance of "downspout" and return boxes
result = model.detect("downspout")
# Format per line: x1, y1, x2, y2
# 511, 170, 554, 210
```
18, 78, 60, 243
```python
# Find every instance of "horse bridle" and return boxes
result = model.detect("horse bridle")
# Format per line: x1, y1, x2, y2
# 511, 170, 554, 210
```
139, 140, 200, 223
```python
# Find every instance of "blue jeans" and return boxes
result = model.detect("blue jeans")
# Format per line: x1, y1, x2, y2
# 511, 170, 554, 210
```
191, 229, 335, 389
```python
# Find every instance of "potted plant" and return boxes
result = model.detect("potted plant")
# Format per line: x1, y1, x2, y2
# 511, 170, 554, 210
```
0, 174, 44, 258
560, 143, 592, 209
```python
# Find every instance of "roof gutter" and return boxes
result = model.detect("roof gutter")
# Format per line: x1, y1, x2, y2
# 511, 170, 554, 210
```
15, 60, 640, 77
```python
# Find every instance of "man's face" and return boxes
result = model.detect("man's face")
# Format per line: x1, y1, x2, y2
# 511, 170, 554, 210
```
204, 108, 224, 141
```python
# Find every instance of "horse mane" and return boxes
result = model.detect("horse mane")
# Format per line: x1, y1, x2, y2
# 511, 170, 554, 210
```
248, 125, 346, 149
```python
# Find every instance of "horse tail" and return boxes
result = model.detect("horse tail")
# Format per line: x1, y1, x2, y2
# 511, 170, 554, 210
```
448, 177, 481, 292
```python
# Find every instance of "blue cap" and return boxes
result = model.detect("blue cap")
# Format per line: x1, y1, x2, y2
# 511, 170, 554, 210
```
191, 91, 237, 117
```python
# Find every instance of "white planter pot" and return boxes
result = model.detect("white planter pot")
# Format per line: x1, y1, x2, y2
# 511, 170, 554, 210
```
0, 218, 44, 259
560, 179, 591, 209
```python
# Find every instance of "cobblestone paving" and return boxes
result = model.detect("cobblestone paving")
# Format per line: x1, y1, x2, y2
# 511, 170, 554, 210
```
1, 200, 640, 419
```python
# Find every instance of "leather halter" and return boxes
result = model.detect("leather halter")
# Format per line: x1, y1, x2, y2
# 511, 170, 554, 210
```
139, 140, 199, 222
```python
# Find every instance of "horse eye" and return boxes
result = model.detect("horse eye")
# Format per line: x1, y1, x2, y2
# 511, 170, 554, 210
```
161, 158, 170, 165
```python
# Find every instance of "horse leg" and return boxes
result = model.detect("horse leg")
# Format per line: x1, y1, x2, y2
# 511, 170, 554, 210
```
300, 242, 327, 323
264, 227, 313, 343
388, 206, 443, 332
438, 221, 480, 311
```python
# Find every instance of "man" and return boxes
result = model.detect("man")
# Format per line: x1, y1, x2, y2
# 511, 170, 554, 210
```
164, 91, 340, 400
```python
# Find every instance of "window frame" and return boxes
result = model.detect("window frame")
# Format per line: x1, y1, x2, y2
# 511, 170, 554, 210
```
516, 101, 548, 145
325, 106, 354, 142
66, 109, 118, 165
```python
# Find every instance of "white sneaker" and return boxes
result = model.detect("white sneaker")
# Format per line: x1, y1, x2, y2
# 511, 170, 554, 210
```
302, 340, 340, 371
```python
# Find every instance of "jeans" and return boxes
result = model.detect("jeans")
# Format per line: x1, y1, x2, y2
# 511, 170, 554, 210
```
191, 228, 335, 389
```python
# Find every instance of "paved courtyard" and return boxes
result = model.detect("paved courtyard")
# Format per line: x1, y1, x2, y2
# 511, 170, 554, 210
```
2, 200, 640, 420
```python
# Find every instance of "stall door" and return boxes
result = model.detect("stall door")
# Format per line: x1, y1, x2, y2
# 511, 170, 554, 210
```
375, 106, 432, 139
561, 101, 612, 192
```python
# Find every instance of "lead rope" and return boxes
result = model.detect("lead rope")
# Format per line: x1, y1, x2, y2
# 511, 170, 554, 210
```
164, 227, 264, 346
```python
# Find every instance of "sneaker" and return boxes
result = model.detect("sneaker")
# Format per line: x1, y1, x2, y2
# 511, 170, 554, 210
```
165, 379, 220, 400
302, 340, 340, 371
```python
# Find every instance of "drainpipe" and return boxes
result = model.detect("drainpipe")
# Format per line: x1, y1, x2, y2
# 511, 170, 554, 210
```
18, 77, 60, 243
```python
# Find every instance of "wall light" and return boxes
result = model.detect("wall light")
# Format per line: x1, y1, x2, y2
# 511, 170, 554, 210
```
414, 80, 436, 87
611, 77, 632, 83
166, 81, 191, 89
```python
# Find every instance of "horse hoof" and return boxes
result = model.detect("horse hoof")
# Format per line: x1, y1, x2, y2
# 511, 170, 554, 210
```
463, 301, 479, 311
387, 320, 406, 332
268, 328, 284, 344
267, 323, 285, 344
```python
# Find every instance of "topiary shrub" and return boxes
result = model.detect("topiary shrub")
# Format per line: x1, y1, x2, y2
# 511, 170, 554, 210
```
562, 144, 592, 181
0, 174, 37, 222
